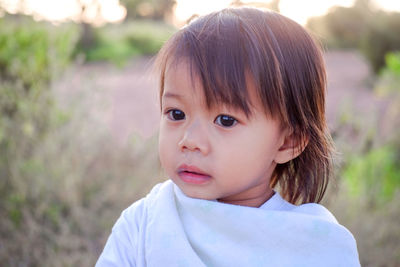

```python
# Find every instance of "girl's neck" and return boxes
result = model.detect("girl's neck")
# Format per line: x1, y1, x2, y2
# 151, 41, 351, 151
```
217, 189, 275, 208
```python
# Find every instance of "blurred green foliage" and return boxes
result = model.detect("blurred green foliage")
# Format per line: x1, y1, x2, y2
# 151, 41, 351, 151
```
375, 51, 400, 147
329, 50, 400, 266
339, 52, 400, 206
307, 6, 367, 48
0, 14, 79, 190
375, 52, 400, 96
343, 145, 400, 205
120, 0, 176, 20
385, 52, 400, 75
80, 20, 176, 66
0, 13, 164, 266
307, 0, 400, 73
0, 15, 80, 265
386, 52, 400, 76
360, 12, 400, 74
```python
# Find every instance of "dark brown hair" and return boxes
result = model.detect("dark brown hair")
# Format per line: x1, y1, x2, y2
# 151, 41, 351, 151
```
155, 7, 335, 205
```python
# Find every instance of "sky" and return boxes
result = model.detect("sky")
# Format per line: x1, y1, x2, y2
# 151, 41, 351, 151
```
175, 0, 355, 25
175, 0, 400, 25
1, 0, 400, 26
0, 0, 127, 24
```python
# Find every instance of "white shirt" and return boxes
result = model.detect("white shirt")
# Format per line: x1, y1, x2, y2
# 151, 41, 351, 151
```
96, 180, 360, 267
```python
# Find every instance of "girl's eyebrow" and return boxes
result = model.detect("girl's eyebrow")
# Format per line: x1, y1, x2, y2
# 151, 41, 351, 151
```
162, 92, 183, 100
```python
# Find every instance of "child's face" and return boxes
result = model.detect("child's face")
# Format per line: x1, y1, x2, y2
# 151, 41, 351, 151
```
159, 62, 287, 207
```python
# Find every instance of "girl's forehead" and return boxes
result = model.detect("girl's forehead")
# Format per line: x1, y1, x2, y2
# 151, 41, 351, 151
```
163, 61, 208, 103
164, 61, 197, 89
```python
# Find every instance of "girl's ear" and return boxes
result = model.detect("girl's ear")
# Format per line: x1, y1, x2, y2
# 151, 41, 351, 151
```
274, 130, 308, 164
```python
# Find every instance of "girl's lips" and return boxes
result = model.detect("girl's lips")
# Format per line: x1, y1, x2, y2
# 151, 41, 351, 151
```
177, 164, 212, 184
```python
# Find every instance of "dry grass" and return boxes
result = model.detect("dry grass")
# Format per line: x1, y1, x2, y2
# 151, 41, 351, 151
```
0, 88, 162, 266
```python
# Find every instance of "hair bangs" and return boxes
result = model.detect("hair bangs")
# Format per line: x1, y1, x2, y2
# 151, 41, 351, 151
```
156, 8, 287, 120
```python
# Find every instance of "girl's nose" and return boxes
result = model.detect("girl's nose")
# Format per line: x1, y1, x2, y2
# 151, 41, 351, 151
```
178, 120, 210, 155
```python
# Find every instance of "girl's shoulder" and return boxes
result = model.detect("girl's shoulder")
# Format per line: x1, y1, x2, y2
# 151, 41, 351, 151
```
262, 191, 338, 224
95, 181, 172, 266
292, 202, 338, 223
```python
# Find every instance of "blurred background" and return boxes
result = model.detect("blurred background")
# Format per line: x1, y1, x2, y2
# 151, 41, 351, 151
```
0, 0, 399, 266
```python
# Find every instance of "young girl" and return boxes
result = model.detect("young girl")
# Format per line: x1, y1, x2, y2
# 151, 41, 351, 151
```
96, 7, 360, 266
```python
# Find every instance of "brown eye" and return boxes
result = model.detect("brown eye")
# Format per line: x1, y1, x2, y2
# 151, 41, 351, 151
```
215, 114, 237, 127
167, 109, 185, 121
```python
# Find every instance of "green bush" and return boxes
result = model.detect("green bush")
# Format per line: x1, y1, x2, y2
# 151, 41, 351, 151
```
385, 52, 400, 75
0, 15, 79, 187
329, 53, 400, 264
0, 15, 80, 265
360, 13, 400, 73
343, 146, 400, 205
81, 20, 176, 65
307, 2, 400, 73
121, 0, 175, 21
375, 52, 400, 95
341, 53, 400, 206
307, 5, 369, 49
85, 38, 140, 66
0, 15, 164, 266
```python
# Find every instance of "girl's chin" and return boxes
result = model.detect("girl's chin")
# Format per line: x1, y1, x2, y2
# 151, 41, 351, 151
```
174, 182, 217, 201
